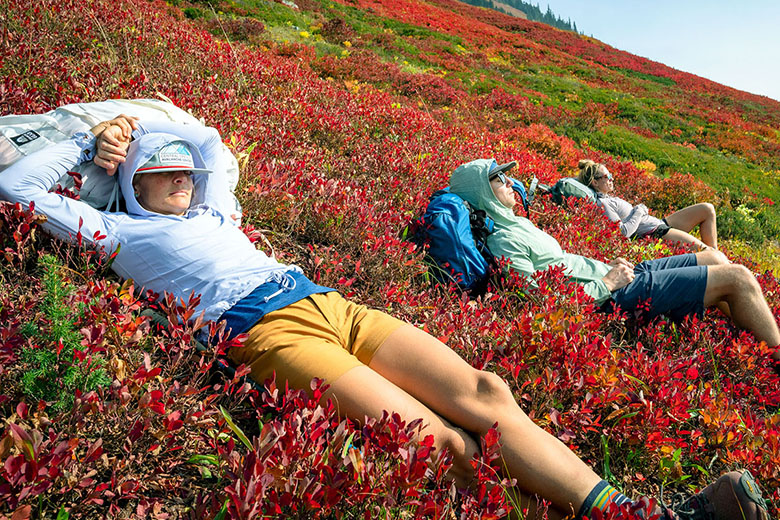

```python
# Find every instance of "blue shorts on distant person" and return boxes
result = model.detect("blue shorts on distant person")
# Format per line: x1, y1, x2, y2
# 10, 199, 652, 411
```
603, 253, 708, 321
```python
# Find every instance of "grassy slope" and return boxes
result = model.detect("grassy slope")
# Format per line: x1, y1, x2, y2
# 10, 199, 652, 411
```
220, 0, 780, 248
1, 0, 780, 518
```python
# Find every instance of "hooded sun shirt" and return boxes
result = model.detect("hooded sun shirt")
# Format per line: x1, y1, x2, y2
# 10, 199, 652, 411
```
449, 159, 612, 304
0, 120, 332, 327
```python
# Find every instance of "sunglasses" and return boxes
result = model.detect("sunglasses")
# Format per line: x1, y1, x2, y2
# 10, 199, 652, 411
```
594, 172, 613, 181
489, 172, 509, 184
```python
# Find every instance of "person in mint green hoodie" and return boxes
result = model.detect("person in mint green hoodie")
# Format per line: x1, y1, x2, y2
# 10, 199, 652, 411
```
449, 159, 780, 368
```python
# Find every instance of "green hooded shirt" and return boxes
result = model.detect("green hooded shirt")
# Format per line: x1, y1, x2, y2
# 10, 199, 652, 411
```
449, 159, 612, 304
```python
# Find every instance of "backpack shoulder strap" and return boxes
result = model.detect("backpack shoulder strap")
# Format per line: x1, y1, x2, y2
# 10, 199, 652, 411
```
463, 201, 494, 250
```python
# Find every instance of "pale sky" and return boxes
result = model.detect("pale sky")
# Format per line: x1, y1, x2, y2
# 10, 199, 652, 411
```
538, 1, 780, 102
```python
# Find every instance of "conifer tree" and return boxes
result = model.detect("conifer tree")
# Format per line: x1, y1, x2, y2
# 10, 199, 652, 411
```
461, 0, 579, 34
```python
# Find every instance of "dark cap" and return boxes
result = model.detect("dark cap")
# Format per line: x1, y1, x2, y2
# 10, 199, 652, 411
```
489, 160, 518, 177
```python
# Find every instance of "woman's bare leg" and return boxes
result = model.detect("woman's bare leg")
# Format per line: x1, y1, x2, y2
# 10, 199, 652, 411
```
665, 203, 718, 248
362, 324, 603, 516
662, 228, 708, 251
324, 365, 478, 485
324, 365, 570, 519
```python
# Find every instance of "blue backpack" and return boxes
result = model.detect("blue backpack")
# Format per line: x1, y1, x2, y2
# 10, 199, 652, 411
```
410, 188, 496, 292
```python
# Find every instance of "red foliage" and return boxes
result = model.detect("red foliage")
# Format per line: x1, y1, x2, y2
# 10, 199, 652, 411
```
0, 202, 47, 266
1, 0, 780, 517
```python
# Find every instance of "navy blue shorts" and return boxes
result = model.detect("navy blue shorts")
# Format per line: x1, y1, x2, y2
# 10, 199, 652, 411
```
605, 253, 708, 321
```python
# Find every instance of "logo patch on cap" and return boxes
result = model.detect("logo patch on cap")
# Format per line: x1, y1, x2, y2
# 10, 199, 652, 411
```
157, 143, 195, 168
136, 139, 212, 175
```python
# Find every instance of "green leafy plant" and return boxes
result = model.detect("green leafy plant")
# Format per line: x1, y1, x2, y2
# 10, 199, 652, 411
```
19, 254, 110, 411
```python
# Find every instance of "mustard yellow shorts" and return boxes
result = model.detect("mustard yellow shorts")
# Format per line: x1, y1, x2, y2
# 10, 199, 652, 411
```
227, 292, 404, 391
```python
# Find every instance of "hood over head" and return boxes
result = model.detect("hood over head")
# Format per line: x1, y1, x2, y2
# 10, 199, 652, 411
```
135, 140, 212, 176
449, 158, 520, 228
117, 132, 212, 217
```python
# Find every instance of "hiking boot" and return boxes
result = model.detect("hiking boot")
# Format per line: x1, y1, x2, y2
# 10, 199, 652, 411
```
667, 470, 769, 520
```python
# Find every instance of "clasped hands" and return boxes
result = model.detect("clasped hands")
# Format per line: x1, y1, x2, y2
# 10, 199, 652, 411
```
89, 114, 139, 176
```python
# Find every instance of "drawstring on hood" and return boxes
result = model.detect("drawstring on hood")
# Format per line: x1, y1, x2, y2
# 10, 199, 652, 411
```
104, 178, 122, 213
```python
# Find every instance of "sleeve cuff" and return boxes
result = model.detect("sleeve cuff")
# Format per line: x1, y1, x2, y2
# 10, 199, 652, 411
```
130, 122, 147, 142
591, 280, 612, 305
72, 131, 97, 164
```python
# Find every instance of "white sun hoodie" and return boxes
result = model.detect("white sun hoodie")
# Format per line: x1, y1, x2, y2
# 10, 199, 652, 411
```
0, 120, 301, 323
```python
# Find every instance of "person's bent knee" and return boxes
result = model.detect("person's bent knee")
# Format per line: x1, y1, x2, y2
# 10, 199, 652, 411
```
732, 263, 755, 278
709, 250, 728, 265
698, 249, 728, 265
728, 264, 760, 293
473, 370, 515, 407
438, 425, 479, 484
458, 370, 530, 433
703, 202, 716, 218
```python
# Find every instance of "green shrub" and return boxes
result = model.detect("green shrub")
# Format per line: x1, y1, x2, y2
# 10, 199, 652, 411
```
610, 67, 677, 87
718, 204, 780, 245
19, 255, 111, 411
242, 0, 317, 29
718, 206, 768, 244
182, 6, 205, 19
612, 96, 694, 137
379, 17, 463, 44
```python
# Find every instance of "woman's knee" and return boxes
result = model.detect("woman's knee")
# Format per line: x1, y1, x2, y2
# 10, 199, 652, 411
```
472, 370, 516, 407
469, 370, 536, 429
702, 202, 716, 219
437, 425, 479, 483
689, 202, 715, 217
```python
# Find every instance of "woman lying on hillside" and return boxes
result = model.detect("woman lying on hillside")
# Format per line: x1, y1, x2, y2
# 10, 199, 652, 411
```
0, 116, 768, 520
578, 159, 718, 251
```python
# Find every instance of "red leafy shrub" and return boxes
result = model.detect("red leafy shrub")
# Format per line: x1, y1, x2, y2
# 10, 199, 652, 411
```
394, 71, 462, 106
215, 378, 459, 517
649, 172, 718, 213
0, 422, 82, 511
204, 16, 265, 43
0, 202, 46, 267
0, 297, 33, 374
320, 16, 357, 43
501, 123, 581, 172
459, 427, 517, 519
480, 88, 564, 127
562, 101, 620, 133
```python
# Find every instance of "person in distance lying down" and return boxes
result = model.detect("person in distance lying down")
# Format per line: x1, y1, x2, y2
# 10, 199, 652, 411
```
578, 158, 718, 251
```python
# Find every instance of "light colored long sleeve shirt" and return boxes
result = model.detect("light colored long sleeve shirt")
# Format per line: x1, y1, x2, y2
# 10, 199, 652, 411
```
0, 121, 318, 322
597, 193, 664, 238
